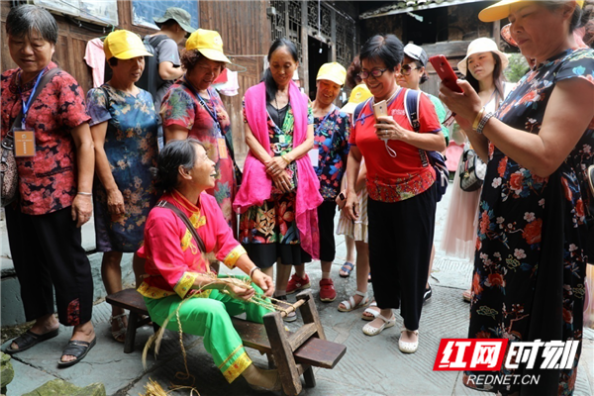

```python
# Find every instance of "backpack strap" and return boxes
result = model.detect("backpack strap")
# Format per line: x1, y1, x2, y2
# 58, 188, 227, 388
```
353, 97, 372, 126
404, 89, 421, 132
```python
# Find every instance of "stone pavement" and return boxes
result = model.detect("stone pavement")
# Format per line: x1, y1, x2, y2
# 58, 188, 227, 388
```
3, 188, 594, 396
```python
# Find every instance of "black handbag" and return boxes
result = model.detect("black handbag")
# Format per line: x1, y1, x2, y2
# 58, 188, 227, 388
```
459, 147, 487, 192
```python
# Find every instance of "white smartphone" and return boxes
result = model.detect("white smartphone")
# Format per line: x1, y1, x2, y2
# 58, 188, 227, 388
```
373, 100, 388, 119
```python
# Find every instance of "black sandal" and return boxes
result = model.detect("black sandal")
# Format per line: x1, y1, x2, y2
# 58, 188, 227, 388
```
5, 328, 59, 354
58, 337, 96, 368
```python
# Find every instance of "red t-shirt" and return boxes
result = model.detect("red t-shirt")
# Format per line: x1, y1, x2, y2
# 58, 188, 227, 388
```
350, 88, 441, 202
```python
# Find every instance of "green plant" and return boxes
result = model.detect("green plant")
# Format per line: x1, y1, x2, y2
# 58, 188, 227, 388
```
504, 53, 530, 83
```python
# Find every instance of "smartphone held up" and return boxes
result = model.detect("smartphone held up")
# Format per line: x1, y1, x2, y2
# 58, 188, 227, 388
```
429, 55, 463, 93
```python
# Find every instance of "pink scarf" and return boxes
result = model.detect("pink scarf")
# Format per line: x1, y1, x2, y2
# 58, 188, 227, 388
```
233, 81, 322, 258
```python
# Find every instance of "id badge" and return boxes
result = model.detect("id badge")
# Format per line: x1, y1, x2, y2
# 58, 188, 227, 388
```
13, 129, 35, 157
217, 138, 228, 159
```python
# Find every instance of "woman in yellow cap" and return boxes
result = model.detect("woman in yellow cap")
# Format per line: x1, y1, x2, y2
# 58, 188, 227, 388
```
286, 62, 350, 303
161, 28, 238, 230
86, 29, 159, 342
439, 1, 592, 394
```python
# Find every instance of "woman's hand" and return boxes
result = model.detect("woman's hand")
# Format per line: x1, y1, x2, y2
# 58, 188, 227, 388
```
251, 270, 274, 297
343, 190, 359, 221
439, 80, 483, 124
375, 116, 409, 141
265, 156, 288, 177
71, 194, 93, 228
272, 171, 293, 193
106, 188, 125, 215
226, 283, 256, 301
335, 189, 347, 209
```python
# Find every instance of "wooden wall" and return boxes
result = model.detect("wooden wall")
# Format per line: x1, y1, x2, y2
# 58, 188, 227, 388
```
199, 1, 271, 165
1, 1, 156, 93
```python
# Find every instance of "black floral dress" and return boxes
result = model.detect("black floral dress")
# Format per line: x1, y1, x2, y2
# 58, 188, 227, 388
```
465, 48, 594, 395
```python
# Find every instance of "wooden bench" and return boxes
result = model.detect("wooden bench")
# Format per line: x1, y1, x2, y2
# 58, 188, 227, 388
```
106, 288, 346, 396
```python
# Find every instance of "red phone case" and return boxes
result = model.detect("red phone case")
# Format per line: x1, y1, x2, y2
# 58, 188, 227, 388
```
429, 55, 463, 93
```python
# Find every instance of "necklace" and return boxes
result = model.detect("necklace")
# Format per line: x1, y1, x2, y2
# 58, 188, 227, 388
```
373, 87, 400, 105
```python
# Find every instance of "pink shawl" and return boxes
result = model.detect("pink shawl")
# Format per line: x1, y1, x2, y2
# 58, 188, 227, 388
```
233, 81, 322, 258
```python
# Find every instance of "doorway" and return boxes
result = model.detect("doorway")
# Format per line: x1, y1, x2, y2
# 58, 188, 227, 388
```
308, 36, 330, 100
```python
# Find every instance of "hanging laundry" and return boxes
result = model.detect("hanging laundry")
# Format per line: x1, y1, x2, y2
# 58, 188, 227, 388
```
85, 38, 106, 88
216, 70, 239, 97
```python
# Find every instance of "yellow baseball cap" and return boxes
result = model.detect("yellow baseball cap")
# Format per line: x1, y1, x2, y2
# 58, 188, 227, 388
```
340, 84, 372, 114
317, 62, 347, 86
104, 30, 152, 60
186, 29, 230, 63
479, 0, 584, 22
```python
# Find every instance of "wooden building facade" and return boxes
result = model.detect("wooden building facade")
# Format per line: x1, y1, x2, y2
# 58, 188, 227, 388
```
1, 0, 360, 165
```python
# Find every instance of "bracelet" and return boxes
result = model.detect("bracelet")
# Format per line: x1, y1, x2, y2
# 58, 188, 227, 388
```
249, 266, 260, 278
472, 107, 486, 131
281, 154, 292, 164
476, 112, 495, 135
77, 192, 92, 196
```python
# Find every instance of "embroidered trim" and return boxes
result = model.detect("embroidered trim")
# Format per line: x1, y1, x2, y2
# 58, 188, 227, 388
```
221, 350, 252, 383
137, 281, 176, 299
173, 272, 197, 298
223, 245, 247, 269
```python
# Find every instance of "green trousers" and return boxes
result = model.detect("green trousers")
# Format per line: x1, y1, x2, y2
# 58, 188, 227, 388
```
144, 276, 272, 383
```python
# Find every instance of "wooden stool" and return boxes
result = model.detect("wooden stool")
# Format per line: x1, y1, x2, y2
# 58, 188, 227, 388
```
106, 289, 346, 395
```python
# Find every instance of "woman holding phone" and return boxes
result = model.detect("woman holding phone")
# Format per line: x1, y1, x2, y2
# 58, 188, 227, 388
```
344, 34, 446, 353
438, 38, 511, 302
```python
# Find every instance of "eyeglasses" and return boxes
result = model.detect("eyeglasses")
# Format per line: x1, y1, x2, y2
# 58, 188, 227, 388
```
358, 68, 388, 80
400, 64, 419, 75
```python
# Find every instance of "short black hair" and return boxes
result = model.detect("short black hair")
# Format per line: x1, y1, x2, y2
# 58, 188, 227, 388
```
155, 138, 204, 192
108, 57, 118, 66
262, 38, 299, 103
6, 4, 58, 44
541, 1, 583, 33
360, 34, 404, 72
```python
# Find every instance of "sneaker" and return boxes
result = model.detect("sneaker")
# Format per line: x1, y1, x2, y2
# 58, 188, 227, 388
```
423, 285, 432, 304
286, 273, 311, 295
273, 295, 297, 322
319, 278, 336, 302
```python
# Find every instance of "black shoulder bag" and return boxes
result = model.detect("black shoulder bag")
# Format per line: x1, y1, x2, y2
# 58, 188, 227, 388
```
156, 200, 206, 253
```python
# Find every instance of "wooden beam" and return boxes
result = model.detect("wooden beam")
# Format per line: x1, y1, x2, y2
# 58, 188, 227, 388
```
331, 10, 336, 62
302, 0, 309, 96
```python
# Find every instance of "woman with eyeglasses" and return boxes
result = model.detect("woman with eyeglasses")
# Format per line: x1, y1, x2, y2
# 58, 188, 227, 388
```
344, 34, 446, 353
439, 37, 512, 303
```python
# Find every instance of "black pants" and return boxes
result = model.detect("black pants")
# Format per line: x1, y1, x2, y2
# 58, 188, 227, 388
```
5, 206, 93, 326
317, 201, 337, 262
368, 184, 437, 331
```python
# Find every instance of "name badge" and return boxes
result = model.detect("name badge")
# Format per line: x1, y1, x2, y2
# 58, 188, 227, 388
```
308, 148, 319, 167
217, 138, 228, 159
14, 130, 35, 157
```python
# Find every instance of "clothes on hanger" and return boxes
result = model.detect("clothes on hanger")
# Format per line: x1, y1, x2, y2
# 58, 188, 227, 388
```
85, 38, 106, 88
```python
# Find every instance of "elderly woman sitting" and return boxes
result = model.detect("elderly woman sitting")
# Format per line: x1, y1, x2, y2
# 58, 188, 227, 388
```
136, 138, 280, 391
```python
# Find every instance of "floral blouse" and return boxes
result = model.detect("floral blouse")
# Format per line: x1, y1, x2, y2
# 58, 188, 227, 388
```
314, 105, 351, 200
0, 62, 90, 215
161, 83, 236, 226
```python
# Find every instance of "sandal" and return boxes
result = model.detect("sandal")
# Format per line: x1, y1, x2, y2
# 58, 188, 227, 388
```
110, 313, 127, 343
5, 328, 59, 354
58, 337, 96, 368
339, 262, 354, 278
398, 328, 419, 353
362, 301, 380, 321
247, 369, 282, 392
338, 291, 369, 312
362, 313, 395, 336
462, 289, 472, 302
